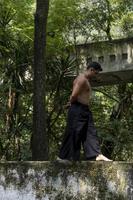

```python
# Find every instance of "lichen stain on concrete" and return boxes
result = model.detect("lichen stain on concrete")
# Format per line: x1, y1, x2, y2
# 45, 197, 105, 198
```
0, 161, 132, 200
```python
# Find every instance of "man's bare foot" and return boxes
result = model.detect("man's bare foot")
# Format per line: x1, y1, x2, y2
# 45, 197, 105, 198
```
56, 157, 70, 162
96, 154, 113, 161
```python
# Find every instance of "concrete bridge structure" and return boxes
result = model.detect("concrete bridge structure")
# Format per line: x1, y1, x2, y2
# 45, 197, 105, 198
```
76, 37, 133, 86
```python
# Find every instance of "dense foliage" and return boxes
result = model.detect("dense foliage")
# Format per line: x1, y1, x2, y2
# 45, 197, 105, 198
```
0, 0, 133, 160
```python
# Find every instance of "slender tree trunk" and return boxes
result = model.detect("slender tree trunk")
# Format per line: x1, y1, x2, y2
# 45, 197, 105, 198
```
105, 0, 112, 41
32, 0, 49, 160
4, 85, 20, 160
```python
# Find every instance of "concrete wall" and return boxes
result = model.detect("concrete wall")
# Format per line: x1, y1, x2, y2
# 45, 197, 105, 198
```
0, 161, 133, 200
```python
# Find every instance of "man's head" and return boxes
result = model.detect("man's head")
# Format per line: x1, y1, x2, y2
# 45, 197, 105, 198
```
86, 61, 102, 78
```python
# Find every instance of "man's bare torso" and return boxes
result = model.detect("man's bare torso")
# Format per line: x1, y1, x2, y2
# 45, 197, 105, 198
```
73, 74, 91, 105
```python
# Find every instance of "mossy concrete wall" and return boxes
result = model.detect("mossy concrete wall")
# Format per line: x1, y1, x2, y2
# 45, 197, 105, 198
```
0, 161, 132, 200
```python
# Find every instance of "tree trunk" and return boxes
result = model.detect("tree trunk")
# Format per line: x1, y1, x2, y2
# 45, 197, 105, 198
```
32, 0, 49, 160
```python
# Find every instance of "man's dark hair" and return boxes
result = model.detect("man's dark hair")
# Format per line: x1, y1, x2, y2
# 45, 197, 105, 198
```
87, 61, 102, 71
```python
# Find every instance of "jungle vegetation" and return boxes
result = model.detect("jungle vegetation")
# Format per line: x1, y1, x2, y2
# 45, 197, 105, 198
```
0, 0, 133, 161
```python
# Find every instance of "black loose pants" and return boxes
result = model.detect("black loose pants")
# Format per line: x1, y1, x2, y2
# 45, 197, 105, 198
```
59, 101, 101, 161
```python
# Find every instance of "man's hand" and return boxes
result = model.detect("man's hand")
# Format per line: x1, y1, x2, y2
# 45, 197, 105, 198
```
64, 101, 71, 109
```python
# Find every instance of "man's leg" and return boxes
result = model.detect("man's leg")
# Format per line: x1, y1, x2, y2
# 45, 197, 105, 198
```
59, 104, 87, 161
83, 125, 101, 160
59, 107, 76, 160
83, 110, 112, 161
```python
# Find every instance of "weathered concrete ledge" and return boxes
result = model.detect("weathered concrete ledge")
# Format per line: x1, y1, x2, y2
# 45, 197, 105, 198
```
0, 161, 132, 200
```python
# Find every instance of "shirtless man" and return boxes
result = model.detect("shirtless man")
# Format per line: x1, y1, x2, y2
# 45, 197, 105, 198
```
59, 62, 112, 161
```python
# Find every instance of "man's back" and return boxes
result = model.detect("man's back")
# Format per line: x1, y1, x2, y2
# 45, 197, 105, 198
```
72, 74, 91, 105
